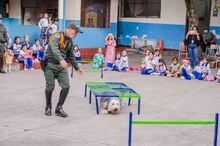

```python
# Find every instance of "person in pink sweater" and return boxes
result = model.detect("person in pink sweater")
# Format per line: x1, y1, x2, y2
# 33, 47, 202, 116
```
105, 33, 116, 68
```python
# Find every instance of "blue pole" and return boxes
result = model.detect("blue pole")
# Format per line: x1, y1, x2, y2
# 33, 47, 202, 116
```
128, 112, 133, 146
96, 97, 99, 114
138, 99, 141, 115
214, 113, 219, 146
101, 64, 103, 79
84, 84, 87, 97
71, 66, 74, 78
128, 98, 131, 106
89, 90, 92, 104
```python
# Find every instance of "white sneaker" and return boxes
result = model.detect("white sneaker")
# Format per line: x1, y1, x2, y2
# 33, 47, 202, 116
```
167, 74, 171, 77
154, 73, 160, 76
174, 75, 178, 78
191, 74, 195, 79
78, 63, 82, 66
24, 68, 28, 71
30, 68, 35, 71
15, 59, 18, 62
181, 76, 185, 80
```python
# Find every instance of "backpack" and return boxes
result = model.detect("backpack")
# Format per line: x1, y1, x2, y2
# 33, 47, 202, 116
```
49, 31, 68, 50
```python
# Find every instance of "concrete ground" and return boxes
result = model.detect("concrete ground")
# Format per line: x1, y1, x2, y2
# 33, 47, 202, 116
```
0, 53, 219, 146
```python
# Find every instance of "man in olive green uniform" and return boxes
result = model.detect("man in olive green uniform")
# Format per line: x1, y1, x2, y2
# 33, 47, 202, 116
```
0, 14, 8, 73
44, 22, 83, 117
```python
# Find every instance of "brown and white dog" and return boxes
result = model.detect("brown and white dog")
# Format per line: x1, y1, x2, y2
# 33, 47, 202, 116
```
3, 49, 14, 73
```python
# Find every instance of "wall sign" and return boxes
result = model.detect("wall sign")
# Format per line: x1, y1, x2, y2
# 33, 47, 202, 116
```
213, 10, 218, 17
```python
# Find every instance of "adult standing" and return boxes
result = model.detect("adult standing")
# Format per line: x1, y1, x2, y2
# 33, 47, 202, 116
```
0, 14, 8, 73
38, 13, 49, 44
105, 34, 116, 66
202, 27, 217, 53
44, 22, 83, 117
185, 26, 200, 68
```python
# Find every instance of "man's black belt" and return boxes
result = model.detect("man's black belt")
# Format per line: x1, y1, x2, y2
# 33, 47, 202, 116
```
47, 58, 60, 64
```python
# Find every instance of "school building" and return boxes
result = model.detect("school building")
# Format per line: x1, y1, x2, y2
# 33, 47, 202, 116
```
1, 0, 220, 57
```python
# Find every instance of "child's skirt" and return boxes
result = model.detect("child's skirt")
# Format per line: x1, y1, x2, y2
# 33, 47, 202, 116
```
40, 27, 48, 39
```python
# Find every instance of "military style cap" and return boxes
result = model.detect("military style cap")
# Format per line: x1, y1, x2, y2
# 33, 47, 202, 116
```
0, 14, 3, 19
67, 22, 83, 33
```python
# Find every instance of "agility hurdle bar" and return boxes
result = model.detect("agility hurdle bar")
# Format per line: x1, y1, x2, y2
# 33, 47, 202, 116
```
71, 64, 103, 79
128, 112, 219, 146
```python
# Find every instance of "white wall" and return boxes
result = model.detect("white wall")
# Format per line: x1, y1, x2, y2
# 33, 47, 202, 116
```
210, 0, 220, 26
9, 0, 21, 18
119, 0, 186, 25
110, 0, 118, 23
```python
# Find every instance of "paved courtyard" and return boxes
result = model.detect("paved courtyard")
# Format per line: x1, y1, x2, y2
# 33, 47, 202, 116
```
0, 54, 219, 146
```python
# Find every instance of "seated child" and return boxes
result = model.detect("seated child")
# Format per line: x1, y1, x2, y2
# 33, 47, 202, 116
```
192, 58, 211, 80
181, 58, 191, 80
12, 36, 22, 58
140, 50, 151, 71
5, 32, 12, 50
115, 50, 129, 72
141, 52, 155, 75
215, 69, 220, 83
18, 44, 34, 71
32, 39, 44, 61
153, 58, 167, 75
73, 45, 82, 65
112, 52, 121, 71
21, 35, 31, 50
166, 57, 181, 77
93, 48, 104, 69
154, 49, 162, 65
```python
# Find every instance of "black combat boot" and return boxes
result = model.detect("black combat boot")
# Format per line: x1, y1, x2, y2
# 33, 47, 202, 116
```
55, 88, 69, 117
0, 57, 6, 73
45, 90, 52, 116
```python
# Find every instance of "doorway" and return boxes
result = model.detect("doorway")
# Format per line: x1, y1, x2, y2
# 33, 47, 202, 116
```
185, 0, 212, 33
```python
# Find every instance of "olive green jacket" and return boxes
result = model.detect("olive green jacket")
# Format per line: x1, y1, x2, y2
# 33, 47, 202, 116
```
45, 31, 80, 71
0, 23, 8, 45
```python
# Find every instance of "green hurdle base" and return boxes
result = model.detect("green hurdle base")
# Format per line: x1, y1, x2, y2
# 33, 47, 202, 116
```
128, 112, 219, 146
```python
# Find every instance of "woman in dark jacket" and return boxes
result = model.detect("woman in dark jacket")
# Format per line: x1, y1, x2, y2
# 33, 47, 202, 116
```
185, 26, 201, 68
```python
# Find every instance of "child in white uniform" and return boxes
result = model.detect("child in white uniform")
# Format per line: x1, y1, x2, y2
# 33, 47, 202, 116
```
192, 58, 211, 80
215, 69, 220, 83
141, 52, 155, 75
181, 58, 191, 80
113, 52, 121, 71
153, 58, 167, 75
115, 50, 129, 72
12, 36, 22, 58
73, 45, 82, 65
32, 39, 45, 61
38, 13, 49, 44
46, 18, 59, 38
154, 49, 162, 65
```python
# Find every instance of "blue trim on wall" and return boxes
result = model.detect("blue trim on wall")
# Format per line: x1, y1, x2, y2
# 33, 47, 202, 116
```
210, 26, 220, 45
8, 18, 41, 45
65, 20, 117, 48
118, 21, 186, 50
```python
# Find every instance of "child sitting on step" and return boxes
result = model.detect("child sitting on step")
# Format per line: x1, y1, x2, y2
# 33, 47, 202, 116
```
18, 44, 34, 71
32, 39, 44, 62
73, 45, 82, 65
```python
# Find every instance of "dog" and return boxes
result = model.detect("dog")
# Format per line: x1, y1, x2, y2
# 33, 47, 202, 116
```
3, 49, 14, 73
100, 97, 123, 114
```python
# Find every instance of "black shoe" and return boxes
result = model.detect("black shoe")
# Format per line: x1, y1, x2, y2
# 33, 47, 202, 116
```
45, 106, 52, 116
55, 106, 68, 117
0, 68, 6, 73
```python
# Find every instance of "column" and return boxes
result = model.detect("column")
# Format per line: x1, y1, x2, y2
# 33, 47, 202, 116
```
58, 0, 66, 30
